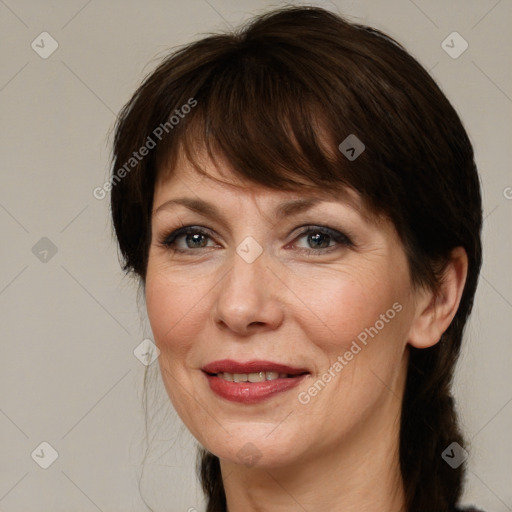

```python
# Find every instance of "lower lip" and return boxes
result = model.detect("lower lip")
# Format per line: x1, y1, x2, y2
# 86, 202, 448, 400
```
204, 372, 308, 404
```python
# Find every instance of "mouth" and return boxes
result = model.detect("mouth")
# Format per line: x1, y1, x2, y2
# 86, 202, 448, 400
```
202, 359, 309, 378
208, 370, 306, 382
201, 359, 310, 404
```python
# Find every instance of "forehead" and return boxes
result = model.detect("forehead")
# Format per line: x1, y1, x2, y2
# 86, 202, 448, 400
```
154, 145, 377, 223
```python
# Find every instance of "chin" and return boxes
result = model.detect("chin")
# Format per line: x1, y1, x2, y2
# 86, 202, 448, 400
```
212, 441, 299, 470
194, 420, 310, 470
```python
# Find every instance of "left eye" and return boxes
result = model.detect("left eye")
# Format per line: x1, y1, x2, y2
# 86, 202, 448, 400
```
292, 226, 352, 252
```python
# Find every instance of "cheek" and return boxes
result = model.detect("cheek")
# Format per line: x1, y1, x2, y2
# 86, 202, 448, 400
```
144, 267, 211, 428
144, 264, 208, 359
293, 271, 408, 435
291, 264, 404, 355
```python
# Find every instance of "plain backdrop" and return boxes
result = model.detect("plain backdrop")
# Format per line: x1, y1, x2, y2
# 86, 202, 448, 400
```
1, 1, 511, 511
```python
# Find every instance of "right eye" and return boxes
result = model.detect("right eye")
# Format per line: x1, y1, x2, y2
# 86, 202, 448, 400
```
158, 226, 219, 253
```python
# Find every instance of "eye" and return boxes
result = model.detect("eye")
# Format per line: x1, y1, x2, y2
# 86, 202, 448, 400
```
291, 225, 352, 254
158, 226, 218, 252
158, 224, 352, 256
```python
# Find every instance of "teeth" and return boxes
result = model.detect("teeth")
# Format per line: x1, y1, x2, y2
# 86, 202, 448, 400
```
217, 371, 291, 382
248, 372, 266, 383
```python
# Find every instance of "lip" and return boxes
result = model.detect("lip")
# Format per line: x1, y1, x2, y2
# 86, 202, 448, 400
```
202, 359, 309, 375
201, 359, 310, 404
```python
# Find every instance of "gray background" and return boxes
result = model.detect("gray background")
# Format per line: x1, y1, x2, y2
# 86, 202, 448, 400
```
1, 1, 511, 511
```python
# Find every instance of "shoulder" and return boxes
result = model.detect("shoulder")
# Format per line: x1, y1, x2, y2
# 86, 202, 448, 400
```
456, 506, 487, 512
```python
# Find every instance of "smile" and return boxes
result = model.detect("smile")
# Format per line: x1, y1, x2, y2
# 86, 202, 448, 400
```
216, 371, 291, 382
201, 359, 310, 404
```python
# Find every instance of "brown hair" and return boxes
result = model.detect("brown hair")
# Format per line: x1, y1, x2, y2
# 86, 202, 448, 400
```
110, 6, 482, 511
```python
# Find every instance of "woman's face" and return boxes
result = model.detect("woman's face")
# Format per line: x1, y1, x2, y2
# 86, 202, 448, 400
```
145, 149, 420, 469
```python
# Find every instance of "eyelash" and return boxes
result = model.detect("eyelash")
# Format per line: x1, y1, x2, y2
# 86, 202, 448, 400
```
157, 225, 353, 256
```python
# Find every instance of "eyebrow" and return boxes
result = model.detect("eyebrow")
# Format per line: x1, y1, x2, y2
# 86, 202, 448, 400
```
153, 196, 347, 221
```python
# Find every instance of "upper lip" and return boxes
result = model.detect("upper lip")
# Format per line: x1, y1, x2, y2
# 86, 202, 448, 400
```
202, 359, 309, 375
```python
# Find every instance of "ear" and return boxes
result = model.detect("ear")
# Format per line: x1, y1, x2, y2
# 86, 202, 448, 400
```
407, 247, 468, 349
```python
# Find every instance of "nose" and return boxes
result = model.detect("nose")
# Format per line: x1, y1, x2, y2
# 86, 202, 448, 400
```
212, 249, 285, 336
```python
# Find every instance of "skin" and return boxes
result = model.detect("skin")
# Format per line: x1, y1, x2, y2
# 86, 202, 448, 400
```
145, 148, 468, 512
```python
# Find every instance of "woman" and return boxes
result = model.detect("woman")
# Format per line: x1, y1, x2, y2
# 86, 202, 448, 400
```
110, 6, 484, 512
